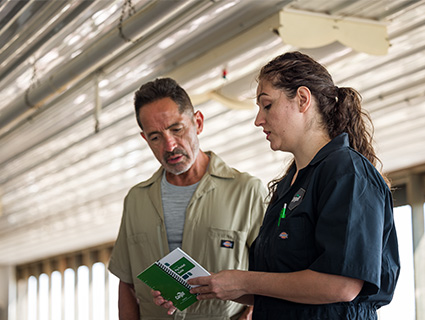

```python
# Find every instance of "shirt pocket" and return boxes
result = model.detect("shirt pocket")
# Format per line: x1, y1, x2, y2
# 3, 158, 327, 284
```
271, 215, 314, 271
201, 227, 249, 273
128, 232, 151, 260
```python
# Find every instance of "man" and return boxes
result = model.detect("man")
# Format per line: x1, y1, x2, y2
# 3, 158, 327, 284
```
108, 78, 266, 319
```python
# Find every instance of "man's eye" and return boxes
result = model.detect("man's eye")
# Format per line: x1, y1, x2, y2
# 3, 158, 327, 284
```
264, 104, 271, 110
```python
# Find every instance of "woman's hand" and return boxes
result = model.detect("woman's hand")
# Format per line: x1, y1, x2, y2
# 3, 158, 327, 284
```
151, 289, 177, 315
188, 270, 248, 301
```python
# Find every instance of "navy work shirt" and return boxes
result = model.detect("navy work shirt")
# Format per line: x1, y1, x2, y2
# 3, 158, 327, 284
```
249, 133, 400, 319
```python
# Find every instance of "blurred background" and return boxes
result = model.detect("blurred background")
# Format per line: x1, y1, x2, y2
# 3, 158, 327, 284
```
0, 0, 424, 319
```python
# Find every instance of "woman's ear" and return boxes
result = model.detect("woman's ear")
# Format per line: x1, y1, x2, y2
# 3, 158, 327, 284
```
297, 86, 312, 113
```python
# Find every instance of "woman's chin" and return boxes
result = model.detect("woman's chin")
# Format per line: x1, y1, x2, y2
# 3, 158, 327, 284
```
269, 143, 279, 151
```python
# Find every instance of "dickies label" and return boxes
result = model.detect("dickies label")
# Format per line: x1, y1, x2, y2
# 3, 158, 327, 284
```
279, 232, 289, 239
220, 240, 234, 249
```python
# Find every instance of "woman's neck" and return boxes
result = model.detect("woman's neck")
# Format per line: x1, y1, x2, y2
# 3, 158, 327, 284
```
292, 131, 330, 182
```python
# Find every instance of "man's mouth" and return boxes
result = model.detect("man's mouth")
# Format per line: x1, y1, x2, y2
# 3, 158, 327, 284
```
264, 130, 271, 139
165, 148, 189, 164
167, 154, 183, 164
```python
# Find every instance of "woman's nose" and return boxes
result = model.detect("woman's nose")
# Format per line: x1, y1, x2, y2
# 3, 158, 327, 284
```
254, 111, 264, 127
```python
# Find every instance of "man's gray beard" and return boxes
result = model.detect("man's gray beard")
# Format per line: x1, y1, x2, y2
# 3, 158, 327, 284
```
166, 145, 200, 176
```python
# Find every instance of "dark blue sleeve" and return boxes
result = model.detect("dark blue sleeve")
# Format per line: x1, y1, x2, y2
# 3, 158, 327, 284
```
309, 172, 386, 294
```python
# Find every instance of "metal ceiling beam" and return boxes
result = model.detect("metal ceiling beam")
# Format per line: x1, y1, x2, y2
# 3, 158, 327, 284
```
0, 0, 205, 135
0, 0, 32, 39
0, 0, 95, 84
0, 7, 283, 170
279, 9, 389, 55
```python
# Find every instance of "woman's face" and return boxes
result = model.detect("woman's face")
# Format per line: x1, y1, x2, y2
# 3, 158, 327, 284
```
254, 80, 300, 152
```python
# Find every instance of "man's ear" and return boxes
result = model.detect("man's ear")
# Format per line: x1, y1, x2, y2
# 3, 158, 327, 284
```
297, 86, 312, 113
194, 110, 204, 134
140, 131, 147, 141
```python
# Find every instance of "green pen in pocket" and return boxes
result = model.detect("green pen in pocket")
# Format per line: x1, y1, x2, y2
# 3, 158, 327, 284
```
278, 203, 287, 227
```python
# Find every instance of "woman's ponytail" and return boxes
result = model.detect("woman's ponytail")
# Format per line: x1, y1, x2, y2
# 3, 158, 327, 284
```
327, 87, 377, 166
259, 51, 390, 201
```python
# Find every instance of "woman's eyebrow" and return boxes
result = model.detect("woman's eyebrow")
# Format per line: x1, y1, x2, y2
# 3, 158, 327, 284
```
256, 92, 268, 104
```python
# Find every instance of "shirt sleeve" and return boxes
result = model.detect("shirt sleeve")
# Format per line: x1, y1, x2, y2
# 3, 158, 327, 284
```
108, 195, 134, 284
308, 172, 387, 295
247, 178, 268, 247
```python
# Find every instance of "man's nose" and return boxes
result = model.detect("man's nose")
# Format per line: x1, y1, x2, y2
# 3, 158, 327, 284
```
164, 135, 177, 152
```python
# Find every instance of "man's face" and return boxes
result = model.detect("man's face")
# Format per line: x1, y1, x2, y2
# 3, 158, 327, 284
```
140, 97, 203, 175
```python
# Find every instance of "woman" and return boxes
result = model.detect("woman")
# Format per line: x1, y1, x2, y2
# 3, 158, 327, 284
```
154, 51, 400, 319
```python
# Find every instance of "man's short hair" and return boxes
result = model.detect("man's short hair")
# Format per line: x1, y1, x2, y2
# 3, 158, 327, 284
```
134, 78, 194, 130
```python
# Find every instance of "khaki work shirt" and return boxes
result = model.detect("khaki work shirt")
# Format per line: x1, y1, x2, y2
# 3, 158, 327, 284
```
109, 151, 266, 319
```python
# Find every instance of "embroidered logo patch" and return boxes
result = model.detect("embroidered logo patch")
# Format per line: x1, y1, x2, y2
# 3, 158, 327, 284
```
288, 188, 306, 210
220, 240, 234, 249
279, 232, 289, 239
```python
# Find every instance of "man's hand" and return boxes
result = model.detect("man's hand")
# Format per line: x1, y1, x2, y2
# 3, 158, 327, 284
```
119, 281, 140, 319
238, 305, 253, 320
151, 289, 177, 315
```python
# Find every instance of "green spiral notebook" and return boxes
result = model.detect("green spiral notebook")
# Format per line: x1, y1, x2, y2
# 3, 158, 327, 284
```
137, 248, 210, 311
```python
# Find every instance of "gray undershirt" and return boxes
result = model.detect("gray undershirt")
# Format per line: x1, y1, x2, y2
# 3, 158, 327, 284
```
161, 171, 199, 252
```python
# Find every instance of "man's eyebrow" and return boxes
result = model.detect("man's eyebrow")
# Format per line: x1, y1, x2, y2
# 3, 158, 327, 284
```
166, 122, 182, 130
146, 122, 181, 139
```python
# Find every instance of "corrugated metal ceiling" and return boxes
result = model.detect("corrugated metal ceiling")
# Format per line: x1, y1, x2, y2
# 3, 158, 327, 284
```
1, 0, 424, 264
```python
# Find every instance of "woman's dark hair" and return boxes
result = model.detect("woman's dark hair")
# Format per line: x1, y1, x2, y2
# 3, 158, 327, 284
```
134, 77, 194, 130
258, 51, 388, 202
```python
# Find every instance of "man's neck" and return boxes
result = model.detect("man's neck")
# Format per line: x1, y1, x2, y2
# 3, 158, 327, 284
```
165, 151, 210, 186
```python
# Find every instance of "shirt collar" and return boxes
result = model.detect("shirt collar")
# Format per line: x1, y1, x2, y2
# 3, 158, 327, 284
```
137, 151, 234, 188
205, 151, 235, 179
275, 133, 350, 201
309, 133, 350, 166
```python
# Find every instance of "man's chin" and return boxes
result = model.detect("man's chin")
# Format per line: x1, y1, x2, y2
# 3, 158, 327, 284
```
164, 164, 191, 176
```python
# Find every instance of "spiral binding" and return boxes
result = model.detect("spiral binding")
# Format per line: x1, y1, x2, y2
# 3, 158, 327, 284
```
156, 262, 192, 291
